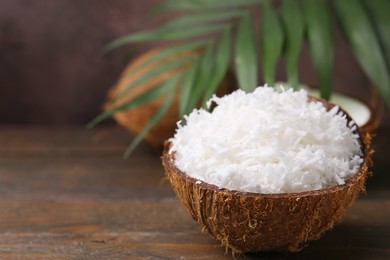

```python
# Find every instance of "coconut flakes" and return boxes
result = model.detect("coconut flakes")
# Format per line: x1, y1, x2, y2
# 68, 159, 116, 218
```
169, 86, 363, 194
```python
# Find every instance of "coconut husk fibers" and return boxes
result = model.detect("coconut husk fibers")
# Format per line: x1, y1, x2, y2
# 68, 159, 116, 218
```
105, 46, 235, 150
161, 98, 374, 253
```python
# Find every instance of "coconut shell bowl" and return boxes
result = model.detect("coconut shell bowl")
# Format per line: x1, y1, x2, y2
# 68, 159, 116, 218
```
161, 99, 373, 254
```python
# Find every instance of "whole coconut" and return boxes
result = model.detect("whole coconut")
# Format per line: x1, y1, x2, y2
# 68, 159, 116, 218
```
105, 46, 235, 150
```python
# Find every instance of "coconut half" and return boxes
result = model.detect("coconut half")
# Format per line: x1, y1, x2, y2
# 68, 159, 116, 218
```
161, 97, 373, 253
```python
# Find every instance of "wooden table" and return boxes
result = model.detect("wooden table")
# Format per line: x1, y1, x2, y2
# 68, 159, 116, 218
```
0, 126, 389, 259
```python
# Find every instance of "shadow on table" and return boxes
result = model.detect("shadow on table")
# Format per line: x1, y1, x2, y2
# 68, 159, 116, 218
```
243, 223, 389, 259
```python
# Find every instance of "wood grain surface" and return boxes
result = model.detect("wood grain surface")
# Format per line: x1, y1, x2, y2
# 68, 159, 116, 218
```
0, 126, 389, 259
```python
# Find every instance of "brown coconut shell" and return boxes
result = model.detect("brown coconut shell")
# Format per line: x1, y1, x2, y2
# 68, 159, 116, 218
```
359, 85, 384, 133
105, 46, 235, 150
305, 84, 384, 134
162, 97, 374, 253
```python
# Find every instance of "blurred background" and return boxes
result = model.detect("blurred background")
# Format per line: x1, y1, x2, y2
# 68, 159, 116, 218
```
0, 0, 161, 124
1, 0, 389, 126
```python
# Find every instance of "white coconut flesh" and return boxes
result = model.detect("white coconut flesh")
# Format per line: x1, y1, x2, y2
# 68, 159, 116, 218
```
169, 86, 363, 194
305, 88, 371, 127
274, 83, 371, 128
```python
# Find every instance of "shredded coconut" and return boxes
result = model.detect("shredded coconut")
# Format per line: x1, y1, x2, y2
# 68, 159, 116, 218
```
169, 86, 363, 194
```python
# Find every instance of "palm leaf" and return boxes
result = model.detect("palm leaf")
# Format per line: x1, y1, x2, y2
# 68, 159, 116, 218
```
280, 0, 305, 89
104, 23, 226, 52
363, 0, 390, 71
179, 57, 200, 116
151, 0, 200, 15
130, 40, 209, 74
123, 81, 177, 158
103, 30, 163, 52
113, 56, 195, 102
162, 10, 243, 30
87, 75, 177, 128
301, 0, 333, 100
202, 28, 232, 105
333, 0, 390, 106
186, 42, 215, 110
200, 0, 264, 8
235, 12, 258, 92
151, 0, 264, 15
261, 1, 284, 85
158, 23, 227, 40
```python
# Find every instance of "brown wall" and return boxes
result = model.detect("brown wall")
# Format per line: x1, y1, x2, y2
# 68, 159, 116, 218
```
0, 0, 160, 124
0, 0, 387, 125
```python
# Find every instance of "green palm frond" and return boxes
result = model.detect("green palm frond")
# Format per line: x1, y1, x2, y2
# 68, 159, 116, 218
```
261, 1, 284, 85
364, 0, 390, 69
91, 0, 390, 156
87, 73, 176, 129
301, 0, 334, 100
280, 0, 305, 90
235, 11, 258, 92
123, 77, 178, 158
333, 0, 390, 106
202, 27, 232, 105
185, 42, 216, 110
128, 40, 208, 74
151, 0, 264, 15
179, 57, 200, 116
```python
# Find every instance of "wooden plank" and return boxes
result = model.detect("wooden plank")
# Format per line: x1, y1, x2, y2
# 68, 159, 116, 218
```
0, 200, 388, 259
0, 200, 228, 259
1, 200, 388, 234
0, 126, 156, 158
0, 126, 172, 200
0, 230, 388, 259
0, 233, 227, 260
0, 126, 389, 259
0, 156, 174, 200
